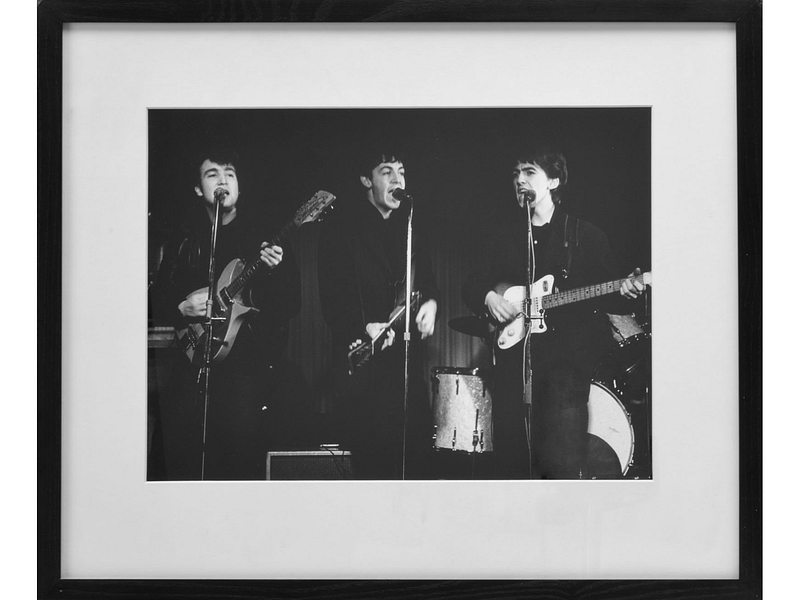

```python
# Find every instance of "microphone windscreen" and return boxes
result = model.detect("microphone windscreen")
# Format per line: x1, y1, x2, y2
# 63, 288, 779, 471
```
392, 188, 408, 201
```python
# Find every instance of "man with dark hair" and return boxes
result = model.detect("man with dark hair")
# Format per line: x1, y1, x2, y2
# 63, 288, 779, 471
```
317, 150, 440, 479
462, 146, 644, 479
149, 150, 301, 480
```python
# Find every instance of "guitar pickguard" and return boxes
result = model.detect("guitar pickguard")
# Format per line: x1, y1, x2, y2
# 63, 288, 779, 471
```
177, 258, 259, 366
496, 275, 554, 350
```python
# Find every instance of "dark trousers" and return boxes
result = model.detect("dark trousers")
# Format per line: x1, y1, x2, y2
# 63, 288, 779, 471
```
156, 360, 272, 481
336, 343, 433, 480
492, 315, 610, 479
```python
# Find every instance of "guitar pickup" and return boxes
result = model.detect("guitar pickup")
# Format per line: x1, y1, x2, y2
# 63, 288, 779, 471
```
219, 289, 234, 305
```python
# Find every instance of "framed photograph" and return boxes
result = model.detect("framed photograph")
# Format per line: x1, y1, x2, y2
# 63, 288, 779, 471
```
39, 1, 761, 598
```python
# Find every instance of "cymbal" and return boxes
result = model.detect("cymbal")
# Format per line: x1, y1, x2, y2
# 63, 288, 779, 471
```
448, 316, 495, 338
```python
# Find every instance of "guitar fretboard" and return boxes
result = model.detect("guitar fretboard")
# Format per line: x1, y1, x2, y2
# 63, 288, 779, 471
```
542, 273, 650, 309
224, 221, 298, 299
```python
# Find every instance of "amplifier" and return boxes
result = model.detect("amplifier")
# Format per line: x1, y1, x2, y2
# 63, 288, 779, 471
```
266, 450, 354, 481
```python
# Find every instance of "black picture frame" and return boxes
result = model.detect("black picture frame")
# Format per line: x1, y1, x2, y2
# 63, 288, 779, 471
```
38, 1, 761, 598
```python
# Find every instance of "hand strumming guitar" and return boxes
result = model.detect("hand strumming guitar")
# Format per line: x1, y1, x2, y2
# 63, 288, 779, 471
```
484, 290, 518, 324
178, 290, 208, 318
415, 298, 438, 339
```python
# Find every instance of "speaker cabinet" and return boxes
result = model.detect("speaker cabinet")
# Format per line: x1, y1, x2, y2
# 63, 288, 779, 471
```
266, 450, 354, 480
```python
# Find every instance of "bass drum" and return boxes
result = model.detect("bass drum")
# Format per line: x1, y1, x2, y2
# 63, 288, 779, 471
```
431, 367, 493, 453
587, 332, 652, 479
587, 382, 634, 477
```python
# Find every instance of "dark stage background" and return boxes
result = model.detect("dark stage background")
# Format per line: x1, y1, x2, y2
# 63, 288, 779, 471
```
148, 107, 651, 453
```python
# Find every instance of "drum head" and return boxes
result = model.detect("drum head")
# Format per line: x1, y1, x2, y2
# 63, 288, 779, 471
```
587, 382, 634, 478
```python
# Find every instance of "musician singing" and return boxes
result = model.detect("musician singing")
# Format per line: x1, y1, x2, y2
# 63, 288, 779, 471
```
149, 149, 300, 480
462, 146, 644, 479
317, 150, 439, 480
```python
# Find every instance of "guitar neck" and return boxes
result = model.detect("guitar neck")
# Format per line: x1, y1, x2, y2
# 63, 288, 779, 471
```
542, 273, 650, 310
369, 303, 410, 350
224, 222, 298, 299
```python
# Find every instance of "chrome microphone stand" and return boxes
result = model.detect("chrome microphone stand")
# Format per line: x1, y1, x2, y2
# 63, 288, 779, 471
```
401, 194, 414, 481
522, 194, 535, 479
199, 188, 226, 479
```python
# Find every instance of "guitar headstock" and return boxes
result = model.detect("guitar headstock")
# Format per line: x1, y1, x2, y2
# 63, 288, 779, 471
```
294, 190, 336, 226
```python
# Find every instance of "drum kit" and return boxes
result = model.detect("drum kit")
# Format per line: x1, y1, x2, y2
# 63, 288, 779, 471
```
438, 312, 652, 479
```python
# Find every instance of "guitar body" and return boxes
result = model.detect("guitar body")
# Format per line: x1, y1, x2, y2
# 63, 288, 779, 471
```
496, 275, 554, 350
176, 258, 259, 366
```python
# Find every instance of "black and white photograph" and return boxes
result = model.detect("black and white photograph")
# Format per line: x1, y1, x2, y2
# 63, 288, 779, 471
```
146, 108, 652, 482
43, 7, 758, 593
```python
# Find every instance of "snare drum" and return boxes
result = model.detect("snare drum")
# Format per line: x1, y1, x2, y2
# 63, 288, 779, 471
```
431, 367, 493, 453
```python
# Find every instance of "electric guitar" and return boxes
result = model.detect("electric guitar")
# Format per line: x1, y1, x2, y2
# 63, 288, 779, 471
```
176, 190, 336, 366
346, 291, 422, 375
496, 271, 652, 349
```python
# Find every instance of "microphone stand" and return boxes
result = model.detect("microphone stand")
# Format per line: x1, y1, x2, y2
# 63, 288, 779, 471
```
401, 197, 414, 481
199, 190, 225, 480
522, 198, 535, 479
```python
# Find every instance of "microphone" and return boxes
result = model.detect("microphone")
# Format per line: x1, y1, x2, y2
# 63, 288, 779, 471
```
392, 188, 412, 202
521, 189, 536, 204
213, 188, 228, 202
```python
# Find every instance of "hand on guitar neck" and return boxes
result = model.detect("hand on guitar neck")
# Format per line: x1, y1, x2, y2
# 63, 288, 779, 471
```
366, 321, 396, 351
259, 242, 284, 269
620, 267, 646, 299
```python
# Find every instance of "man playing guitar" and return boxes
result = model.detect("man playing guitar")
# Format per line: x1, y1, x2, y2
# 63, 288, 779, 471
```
317, 149, 439, 480
462, 145, 645, 479
149, 147, 301, 480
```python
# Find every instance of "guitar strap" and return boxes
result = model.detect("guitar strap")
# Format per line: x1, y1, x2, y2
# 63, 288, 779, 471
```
560, 213, 580, 283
